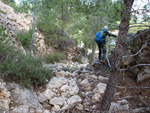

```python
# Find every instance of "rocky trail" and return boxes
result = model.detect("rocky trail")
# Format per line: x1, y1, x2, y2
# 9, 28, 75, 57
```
1, 59, 150, 113
0, 0, 150, 112
0, 60, 126, 113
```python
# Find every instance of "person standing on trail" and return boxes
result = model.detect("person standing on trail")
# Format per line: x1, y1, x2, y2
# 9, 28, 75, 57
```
95, 26, 117, 62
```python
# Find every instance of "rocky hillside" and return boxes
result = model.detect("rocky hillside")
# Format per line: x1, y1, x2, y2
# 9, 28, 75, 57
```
123, 29, 150, 83
0, 0, 55, 56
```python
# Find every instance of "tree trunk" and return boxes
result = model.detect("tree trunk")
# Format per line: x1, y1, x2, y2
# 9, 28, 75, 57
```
30, 0, 37, 55
100, 0, 134, 112
90, 23, 98, 64
61, 3, 64, 36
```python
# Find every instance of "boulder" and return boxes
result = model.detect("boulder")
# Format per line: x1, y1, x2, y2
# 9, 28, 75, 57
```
93, 83, 106, 94
80, 79, 90, 88
92, 93, 101, 102
98, 76, 108, 83
68, 95, 82, 105
109, 99, 129, 112
38, 93, 47, 103
9, 83, 44, 112
50, 97, 67, 106
69, 80, 79, 95
47, 77, 68, 89
56, 71, 65, 77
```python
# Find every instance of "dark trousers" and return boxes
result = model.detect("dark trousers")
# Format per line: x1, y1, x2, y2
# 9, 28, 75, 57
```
97, 42, 106, 60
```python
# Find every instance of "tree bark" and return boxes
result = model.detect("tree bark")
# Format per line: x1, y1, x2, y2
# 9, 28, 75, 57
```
90, 22, 98, 64
30, 0, 37, 55
100, 0, 134, 112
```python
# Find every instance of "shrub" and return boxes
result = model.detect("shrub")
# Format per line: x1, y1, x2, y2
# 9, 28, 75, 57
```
44, 52, 66, 64
0, 49, 52, 88
0, 25, 52, 88
16, 28, 33, 48
0, 25, 9, 60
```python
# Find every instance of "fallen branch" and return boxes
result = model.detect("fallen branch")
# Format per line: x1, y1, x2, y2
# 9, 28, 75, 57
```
140, 97, 149, 106
120, 64, 150, 71
128, 28, 150, 41
123, 42, 148, 58
131, 107, 150, 113
116, 85, 150, 89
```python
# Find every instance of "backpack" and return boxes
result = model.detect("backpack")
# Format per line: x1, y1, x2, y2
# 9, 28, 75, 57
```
95, 30, 105, 43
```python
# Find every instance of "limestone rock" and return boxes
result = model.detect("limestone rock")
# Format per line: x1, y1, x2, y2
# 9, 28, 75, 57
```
38, 93, 47, 103
11, 105, 29, 113
0, 82, 10, 110
68, 95, 82, 105
93, 83, 106, 94
10, 83, 44, 111
56, 71, 65, 77
80, 79, 90, 87
50, 97, 67, 106
92, 93, 101, 102
60, 85, 69, 92
69, 81, 79, 95
52, 105, 61, 112
47, 77, 68, 89
98, 76, 108, 83
110, 99, 129, 112
45, 89, 56, 100
89, 75, 98, 80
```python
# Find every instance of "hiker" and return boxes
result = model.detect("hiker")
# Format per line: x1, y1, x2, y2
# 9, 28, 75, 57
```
95, 26, 117, 62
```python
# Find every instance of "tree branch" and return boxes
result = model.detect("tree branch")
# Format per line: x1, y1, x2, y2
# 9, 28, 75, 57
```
120, 64, 150, 71
128, 28, 150, 41
99, 12, 119, 27
116, 85, 150, 89
123, 42, 148, 58
129, 25, 150, 28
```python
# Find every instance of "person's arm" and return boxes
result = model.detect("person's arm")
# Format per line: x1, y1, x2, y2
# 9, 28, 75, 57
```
106, 31, 117, 37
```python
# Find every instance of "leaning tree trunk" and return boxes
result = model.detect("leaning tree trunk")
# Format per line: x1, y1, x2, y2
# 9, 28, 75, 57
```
100, 0, 134, 112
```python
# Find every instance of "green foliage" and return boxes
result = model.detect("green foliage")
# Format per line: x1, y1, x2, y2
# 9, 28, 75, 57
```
9, 0, 33, 13
73, 56, 82, 64
44, 52, 66, 64
0, 25, 52, 88
0, 25, 9, 59
0, 9, 7, 14
16, 28, 33, 48
0, 48, 52, 88
2, 0, 14, 5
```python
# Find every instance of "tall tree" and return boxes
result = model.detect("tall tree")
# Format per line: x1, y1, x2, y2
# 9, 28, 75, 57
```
100, 0, 134, 111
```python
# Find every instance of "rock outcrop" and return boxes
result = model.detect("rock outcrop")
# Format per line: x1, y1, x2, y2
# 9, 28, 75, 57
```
123, 29, 150, 83
0, 0, 53, 56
